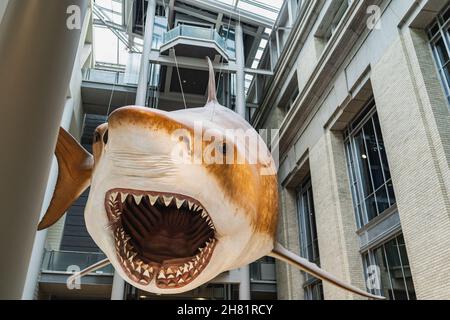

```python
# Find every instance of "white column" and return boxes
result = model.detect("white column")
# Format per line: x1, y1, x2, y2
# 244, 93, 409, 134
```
21, 101, 75, 300
235, 22, 246, 119
111, 271, 126, 300
238, 265, 251, 300
135, 0, 157, 106
0, 0, 87, 299
234, 22, 251, 299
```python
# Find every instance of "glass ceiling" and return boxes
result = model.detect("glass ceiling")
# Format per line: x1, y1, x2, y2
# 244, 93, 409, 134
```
213, 0, 284, 21
93, 0, 282, 95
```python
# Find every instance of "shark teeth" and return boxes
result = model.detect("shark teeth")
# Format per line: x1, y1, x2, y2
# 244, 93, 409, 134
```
176, 198, 185, 209
149, 195, 158, 205
108, 190, 217, 289
133, 194, 143, 205
108, 190, 216, 230
163, 195, 173, 206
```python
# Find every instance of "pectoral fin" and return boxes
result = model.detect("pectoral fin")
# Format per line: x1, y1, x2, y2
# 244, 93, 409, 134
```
37, 127, 93, 230
67, 258, 110, 287
269, 242, 385, 300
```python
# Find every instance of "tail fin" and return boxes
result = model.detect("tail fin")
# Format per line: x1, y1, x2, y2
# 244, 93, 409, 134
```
269, 242, 385, 300
37, 127, 93, 230
206, 57, 217, 103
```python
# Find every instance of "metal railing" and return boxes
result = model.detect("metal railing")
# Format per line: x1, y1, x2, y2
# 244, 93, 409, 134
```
41, 250, 114, 275
82, 68, 138, 87
250, 259, 276, 282
162, 25, 228, 55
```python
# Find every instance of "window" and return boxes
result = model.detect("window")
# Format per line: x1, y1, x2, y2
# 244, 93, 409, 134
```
322, 0, 351, 42
363, 234, 416, 300
345, 99, 396, 228
428, 4, 450, 107
297, 178, 323, 300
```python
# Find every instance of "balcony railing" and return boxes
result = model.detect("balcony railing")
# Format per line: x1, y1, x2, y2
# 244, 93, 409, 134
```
82, 68, 139, 86
41, 250, 114, 275
162, 25, 228, 56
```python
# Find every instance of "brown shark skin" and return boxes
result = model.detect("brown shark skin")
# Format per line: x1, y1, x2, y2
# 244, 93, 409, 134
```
37, 127, 93, 230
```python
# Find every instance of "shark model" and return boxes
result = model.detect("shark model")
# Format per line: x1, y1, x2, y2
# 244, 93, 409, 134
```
37, 59, 383, 299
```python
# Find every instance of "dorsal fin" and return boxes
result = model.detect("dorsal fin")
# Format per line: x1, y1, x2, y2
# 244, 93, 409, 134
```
207, 57, 217, 103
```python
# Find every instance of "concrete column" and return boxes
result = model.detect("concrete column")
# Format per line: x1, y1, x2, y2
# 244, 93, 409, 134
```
235, 22, 246, 119
238, 265, 251, 300
21, 100, 75, 300
371, 29, 450, 299
135, 0, 156, 106
309, 131, 366, 300
0, 0, 87, 299
111, 271, 126, 300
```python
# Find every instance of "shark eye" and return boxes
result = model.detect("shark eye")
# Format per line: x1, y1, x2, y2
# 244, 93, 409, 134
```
93, 131, 101, 144
102, 129, 109, 144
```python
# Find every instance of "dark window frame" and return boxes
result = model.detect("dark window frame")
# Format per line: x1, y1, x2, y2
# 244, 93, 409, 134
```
362, 234, 416, 300
296, 178, 323, 300
344, 99, 397, 229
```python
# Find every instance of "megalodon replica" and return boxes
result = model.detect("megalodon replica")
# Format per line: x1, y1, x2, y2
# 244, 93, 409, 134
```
38, 58, 383, 299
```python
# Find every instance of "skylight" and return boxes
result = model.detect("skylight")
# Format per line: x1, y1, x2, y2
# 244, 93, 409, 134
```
213, 0, 284, 21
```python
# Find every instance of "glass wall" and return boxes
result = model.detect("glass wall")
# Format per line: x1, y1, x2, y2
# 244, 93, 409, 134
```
344, 100, 396, 228
362, 234, 416, 300
297, 178, 323, 300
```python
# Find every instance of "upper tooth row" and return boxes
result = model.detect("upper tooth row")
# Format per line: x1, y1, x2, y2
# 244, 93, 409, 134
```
110, 192, 206, 212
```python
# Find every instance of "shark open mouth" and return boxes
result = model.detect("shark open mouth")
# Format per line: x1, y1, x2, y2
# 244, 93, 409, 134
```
105, 189, 216, 289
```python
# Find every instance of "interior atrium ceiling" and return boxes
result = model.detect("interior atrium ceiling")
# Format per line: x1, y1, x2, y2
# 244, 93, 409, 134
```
214, 0, 283, 21
91, 0, 282, 98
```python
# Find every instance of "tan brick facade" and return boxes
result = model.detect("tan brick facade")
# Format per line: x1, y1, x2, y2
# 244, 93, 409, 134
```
255, 0, 450, 300
371, 29, 450, 300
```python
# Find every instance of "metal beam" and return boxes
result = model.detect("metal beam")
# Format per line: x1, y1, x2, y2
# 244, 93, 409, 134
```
178, 0, 275, 28
245, 26, 264, 67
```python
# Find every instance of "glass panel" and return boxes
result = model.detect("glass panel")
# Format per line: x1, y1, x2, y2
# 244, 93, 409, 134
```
364, 119, 385, 190
354, 130, 373, 197
364, 235, 417, 300
346, 108, 397, 227
397, 236, 416, 300
372, 246, 395, 299
302, 192, 313, 260
435, 37, 450, 65
387, 180, 396, 207
384, 238, 409, 300
375, 186, 390, 215
365, 194, 378, 221
373, 114, 391, 181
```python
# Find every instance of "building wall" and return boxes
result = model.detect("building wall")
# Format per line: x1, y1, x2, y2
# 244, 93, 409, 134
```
371, 27, 450, 300
256, 0, 450, 299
